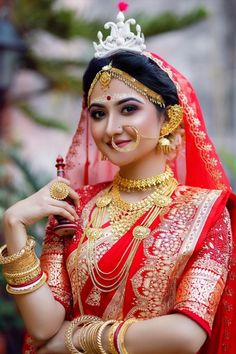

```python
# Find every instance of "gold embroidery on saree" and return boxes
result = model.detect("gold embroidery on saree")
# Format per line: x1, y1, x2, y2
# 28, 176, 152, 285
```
126, 188, 223, 323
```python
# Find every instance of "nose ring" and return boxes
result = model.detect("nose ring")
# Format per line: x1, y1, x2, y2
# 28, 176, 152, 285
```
111, 125, 141, 153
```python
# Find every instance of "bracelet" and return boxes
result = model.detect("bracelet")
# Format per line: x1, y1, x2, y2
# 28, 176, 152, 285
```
4, 258, 41, 278
5, 265, 42, 286
64, 315, 100, 354
108, 321, 121, 354
97, 320, 116, 354
6, 272, 47, 295
114, 322, 124, 354
0, 237, 35, 264
117, 319, 138, 354
79, 321, 102, 353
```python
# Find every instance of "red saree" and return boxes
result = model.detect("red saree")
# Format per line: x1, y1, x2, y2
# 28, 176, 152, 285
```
23, 183, 234, 354
23, 50, 236, 353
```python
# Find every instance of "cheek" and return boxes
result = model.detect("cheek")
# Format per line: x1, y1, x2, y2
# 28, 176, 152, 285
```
90, 121, 103, 144
136, 113, 160, 136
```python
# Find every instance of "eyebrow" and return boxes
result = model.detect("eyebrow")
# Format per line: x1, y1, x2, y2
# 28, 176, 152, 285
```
89, 97, 144, 109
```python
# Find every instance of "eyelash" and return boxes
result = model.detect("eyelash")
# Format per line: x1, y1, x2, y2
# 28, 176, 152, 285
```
90, 105, 138, 120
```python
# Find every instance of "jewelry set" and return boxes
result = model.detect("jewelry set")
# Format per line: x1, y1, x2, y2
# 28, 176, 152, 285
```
64, 314, 138, 354
81, 165, 178, 298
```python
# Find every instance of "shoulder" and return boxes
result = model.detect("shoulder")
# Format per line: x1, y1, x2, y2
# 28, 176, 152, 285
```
174, 185, 229, 207
173, 184, 231, 228
176, 184, 225, 197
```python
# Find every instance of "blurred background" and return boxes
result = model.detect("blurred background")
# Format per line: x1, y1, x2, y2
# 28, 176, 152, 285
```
0, 0, 235, 352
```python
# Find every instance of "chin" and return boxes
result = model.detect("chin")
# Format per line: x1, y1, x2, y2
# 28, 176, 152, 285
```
107, 155, 139, 167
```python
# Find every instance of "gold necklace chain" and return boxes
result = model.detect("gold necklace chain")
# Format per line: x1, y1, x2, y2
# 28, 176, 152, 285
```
83, 174, 178, 293
108, 177, 177, 240
114, 165, 174, 191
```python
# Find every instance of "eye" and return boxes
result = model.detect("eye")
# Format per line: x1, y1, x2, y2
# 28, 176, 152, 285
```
122, 105, 138, 114
90, 110, 106, 120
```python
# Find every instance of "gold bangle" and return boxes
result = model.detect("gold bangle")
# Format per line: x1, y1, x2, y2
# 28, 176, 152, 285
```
4, 251, 39, 272
79, 321, 102, 353
6, 272, 47, 295
0, 237, 35, 265
97, 320, 116, 354
64, 315, 100, 354
108, 321, 121, 354
4, 259, 41, 278
118, 319, 138, 354
5, 266, 42, 286
3, 246, 38, 273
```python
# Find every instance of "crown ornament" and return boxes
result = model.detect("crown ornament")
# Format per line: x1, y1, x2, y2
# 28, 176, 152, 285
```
93, 2, 146, 58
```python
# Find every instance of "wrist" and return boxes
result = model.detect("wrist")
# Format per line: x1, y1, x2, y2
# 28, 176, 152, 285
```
3, 209, 25, 230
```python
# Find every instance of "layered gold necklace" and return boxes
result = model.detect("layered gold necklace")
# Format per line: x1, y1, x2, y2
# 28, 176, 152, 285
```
77, 167, 178, 299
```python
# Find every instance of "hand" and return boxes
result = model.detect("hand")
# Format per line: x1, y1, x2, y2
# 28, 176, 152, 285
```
35, 321, 71, 354
3, 177, 79, 228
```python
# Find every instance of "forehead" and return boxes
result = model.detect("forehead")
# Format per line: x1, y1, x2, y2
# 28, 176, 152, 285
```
89, 78, 147, 104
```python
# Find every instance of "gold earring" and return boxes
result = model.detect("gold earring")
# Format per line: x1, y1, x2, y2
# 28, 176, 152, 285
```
157, 137, 172, 154
157, 104, 183, 154
159, 104, 183, 138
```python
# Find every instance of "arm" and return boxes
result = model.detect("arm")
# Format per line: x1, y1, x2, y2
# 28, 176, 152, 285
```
36, 314, 206, 354
2, 177, 79, 341
115, 313, 206, 354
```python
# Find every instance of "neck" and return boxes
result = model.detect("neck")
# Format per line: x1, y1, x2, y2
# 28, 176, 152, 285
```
119, 150, 167, 179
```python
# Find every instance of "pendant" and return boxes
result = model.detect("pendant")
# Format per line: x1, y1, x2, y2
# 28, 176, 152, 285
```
133, 226, 150, 239
96, 193, 112, 208
85, 227, 103, 240
154, 195, 172, 207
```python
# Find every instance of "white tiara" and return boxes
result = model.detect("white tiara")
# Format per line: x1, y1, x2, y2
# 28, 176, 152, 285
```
93, 10, 146, 58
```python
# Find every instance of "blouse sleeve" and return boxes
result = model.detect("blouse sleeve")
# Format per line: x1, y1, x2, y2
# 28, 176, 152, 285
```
173, 208, 232, 336
40, 217, 72, 314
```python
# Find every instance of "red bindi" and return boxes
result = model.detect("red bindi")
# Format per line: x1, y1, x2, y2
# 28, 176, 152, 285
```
107, 95, 111, 100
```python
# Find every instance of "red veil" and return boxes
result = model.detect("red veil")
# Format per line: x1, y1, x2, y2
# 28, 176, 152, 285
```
65, 52, 236, 353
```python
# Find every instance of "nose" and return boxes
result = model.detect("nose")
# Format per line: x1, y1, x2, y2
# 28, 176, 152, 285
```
105, 113, 123, 137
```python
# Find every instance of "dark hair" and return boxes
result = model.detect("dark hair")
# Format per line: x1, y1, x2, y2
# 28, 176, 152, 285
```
83, 51, 179, 112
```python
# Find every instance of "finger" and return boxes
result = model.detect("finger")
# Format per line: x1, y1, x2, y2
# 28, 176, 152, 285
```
50, 200, 78, 220
47, 206, 77, 222
68, 188, 80, 206
57, 176, 71, 185
48, 177, 71, 187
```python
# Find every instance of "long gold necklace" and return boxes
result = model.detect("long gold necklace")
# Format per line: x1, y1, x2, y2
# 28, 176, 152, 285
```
83, 172, 178, 294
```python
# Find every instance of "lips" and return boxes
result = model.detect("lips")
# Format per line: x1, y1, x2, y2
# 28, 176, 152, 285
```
107, 139, 132, 148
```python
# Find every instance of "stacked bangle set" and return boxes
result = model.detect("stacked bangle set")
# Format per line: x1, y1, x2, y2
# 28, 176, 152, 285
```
65, 315, 138, 354
0, 236, 47, 295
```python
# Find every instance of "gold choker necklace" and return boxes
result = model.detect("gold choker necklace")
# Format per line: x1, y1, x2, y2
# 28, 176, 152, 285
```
114, 165, 174, 192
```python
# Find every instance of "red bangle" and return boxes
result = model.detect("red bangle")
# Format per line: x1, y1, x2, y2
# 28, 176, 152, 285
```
114, 321, 124, 354
8, 271, 44, 287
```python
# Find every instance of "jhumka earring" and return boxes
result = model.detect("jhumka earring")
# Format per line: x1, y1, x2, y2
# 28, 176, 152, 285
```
157, 104, 183, 154
111, 125, 141, 153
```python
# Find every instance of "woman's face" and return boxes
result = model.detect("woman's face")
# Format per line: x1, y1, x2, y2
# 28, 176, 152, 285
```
89, 78, 164, 167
